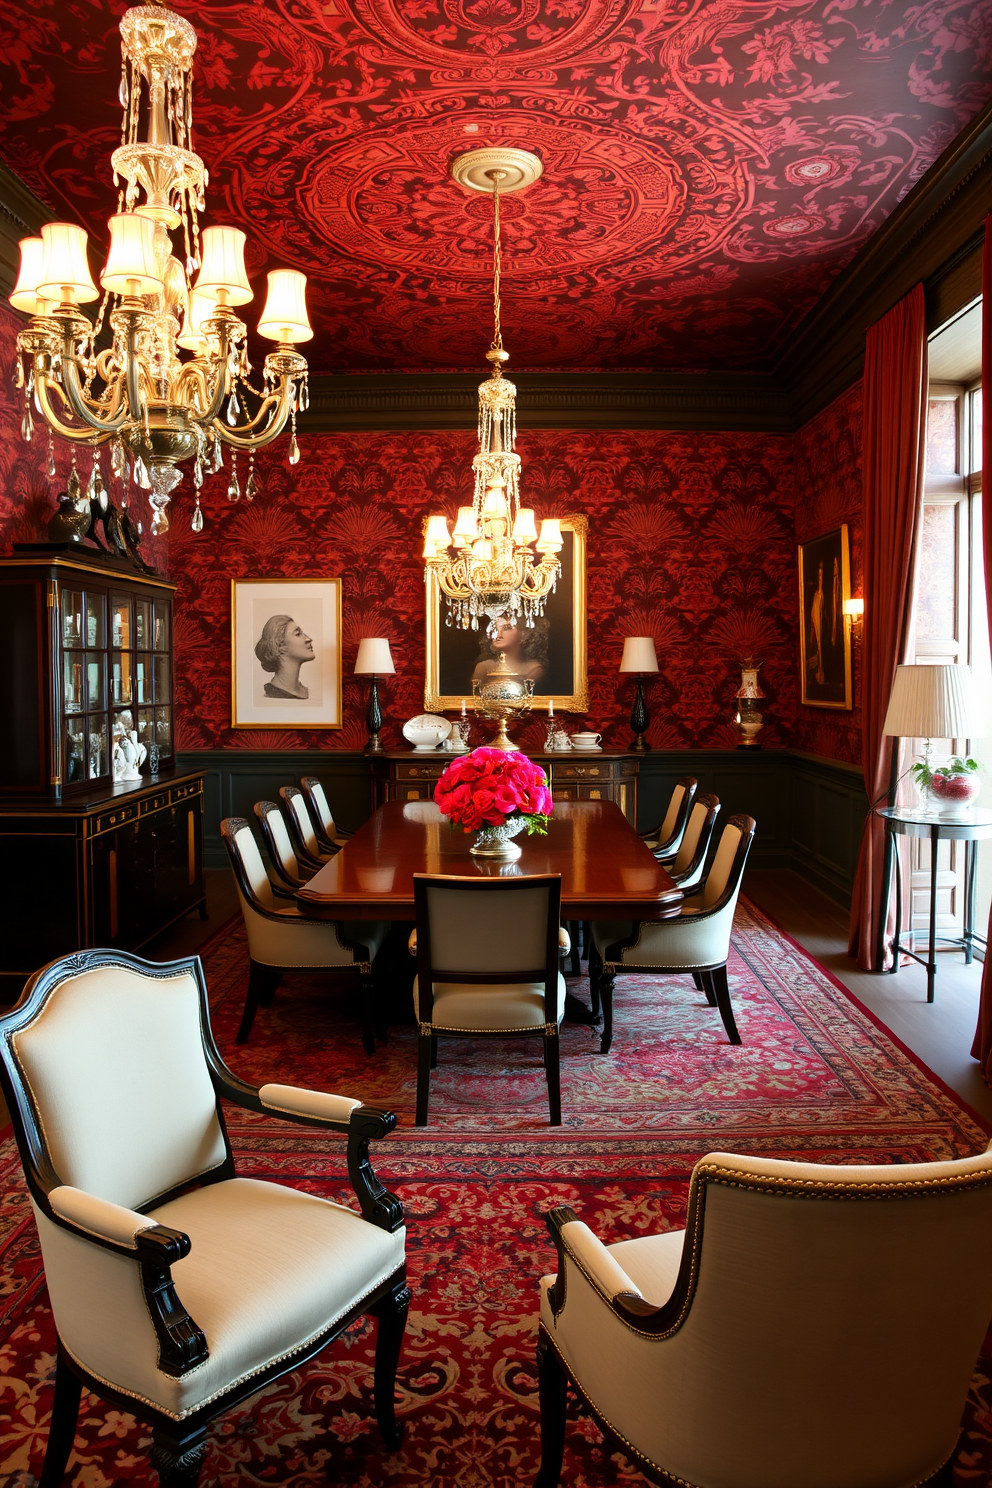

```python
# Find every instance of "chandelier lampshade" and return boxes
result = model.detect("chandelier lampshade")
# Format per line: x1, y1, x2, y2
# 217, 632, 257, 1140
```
258, 270, 313, 343
194, 226, 253, 305
100, 213, 163, 296
424, 147, 562, 639
8, 4, 310, 537
37, 223, 99, 304
10, 238, 51, 314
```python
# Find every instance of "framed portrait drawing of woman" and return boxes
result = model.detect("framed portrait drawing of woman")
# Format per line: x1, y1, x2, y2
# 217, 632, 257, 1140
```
798, 525, 853, 709
424, 515, 588, 712
231, 578, 342, 728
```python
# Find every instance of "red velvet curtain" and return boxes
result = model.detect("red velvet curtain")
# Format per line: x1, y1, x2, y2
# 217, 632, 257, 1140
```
848, 283, 927, 972
970, 216, 992, 1076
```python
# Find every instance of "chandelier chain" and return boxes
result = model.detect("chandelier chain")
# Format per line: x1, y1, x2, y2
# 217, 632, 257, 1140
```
490, 171, 503, 355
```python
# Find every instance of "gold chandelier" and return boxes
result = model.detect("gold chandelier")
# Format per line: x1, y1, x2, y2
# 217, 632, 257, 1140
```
424, 148, 563, 639
8, 3, 310, 536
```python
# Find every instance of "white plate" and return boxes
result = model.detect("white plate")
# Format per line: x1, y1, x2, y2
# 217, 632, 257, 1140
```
570, 744, 602, 752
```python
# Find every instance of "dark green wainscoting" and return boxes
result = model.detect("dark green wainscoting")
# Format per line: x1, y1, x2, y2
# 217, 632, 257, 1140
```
180, 746, 866, 909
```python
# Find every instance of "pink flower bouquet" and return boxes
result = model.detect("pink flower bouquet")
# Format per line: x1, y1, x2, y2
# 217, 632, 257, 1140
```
434, 747, 553, 835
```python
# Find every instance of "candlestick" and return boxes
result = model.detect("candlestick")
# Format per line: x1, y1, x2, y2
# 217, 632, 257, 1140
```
460, 698, 467, 718
548, 699, 554, 717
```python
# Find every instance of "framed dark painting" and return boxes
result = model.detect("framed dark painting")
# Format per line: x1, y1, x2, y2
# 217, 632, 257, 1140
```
425, 515, 588, 713
798, 525, 853, 710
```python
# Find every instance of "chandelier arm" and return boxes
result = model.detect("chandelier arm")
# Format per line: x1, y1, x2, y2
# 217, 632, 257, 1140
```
173, 361, 226, 419
211, 382, 295, 450
34, 378, 114, 445
54, 330, 131, 435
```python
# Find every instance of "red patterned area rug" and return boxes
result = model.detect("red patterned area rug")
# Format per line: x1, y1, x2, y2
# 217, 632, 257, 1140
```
2, 899, 992, 1487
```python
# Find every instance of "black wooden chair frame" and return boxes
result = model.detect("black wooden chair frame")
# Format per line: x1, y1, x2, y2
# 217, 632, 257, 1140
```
412, 873, 565, 1126
279, 784, 337, 871
301, 775, 355, 853
253, 799, 314, 888
638, 776, 698, 858
589, 815, 756, 1053
222, 817, 380, 1052
0, 947, 407, 1488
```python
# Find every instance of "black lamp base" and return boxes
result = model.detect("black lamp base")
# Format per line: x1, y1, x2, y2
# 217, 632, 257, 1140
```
629, 677, 650, 752
365, 676, 384, 754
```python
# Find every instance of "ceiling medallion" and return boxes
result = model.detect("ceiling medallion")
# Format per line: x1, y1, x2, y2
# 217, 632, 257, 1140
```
424, 147, 562, 641
8, 3, 311, 536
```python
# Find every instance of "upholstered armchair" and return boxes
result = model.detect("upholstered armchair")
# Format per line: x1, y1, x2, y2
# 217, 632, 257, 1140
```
666, 791, 720, 891
222, 817, 387, 1051
410, 873, 569, 1126
279, 784, 338, 869
590, 815, 756, 1053
301, 775, 355, 851
254, 798, 314, 889
535, 1144, 992, 1488
0, 948, 408, 1488
638, 776, 697, 856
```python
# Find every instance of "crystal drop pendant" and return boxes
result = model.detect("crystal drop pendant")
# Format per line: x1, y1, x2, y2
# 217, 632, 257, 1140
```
288, 434, 300, 466
119, 75, 129, 107
245, 470, 257, 502
191, 501, 204, 533
67, 466, 81, 501
193, 458, 203, 489
21, 408, 33, 442
226, 392, 240, 426
47, 445, 57, 479
111, 438, 125, 478
228, 469, 241, 502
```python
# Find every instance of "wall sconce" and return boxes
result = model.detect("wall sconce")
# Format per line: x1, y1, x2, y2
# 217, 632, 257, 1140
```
843, 598, 864, 627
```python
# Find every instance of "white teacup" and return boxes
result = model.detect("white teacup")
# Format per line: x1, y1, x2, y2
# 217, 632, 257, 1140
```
571, 731, 602, 748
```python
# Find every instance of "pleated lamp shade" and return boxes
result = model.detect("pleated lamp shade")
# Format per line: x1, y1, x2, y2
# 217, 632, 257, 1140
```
882, 665, 986, 739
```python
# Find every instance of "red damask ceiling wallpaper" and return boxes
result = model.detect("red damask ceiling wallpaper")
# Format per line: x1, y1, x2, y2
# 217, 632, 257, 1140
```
1, 0, 989, 372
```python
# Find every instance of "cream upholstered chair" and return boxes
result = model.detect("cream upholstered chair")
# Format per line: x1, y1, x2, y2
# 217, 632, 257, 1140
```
222, 817, 387, 1053
666, 791, 720, 891
590, 815, 755, 1053
410, 873, 568, 1126
254, 799, 313, 889
301, 775, 354, 851
279, 784, 337, 869
535, 1145, 992, 1488
0, 947, 408, 1488
638, 776, 697, 855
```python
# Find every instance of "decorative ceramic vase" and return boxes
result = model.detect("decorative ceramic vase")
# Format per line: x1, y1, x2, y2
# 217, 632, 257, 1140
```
470, 816, 527, 860
929, 772, 981, 818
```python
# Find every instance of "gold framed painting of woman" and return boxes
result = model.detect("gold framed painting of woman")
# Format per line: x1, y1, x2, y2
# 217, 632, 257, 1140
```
798, 525, 853, 709
424, 515, 588, 713
231, 577, 343, 728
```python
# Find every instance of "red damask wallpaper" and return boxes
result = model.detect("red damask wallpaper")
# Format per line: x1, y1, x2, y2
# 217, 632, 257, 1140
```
165, 427, 799, 752
1, 0, 989, 372
793, 380, 864, 765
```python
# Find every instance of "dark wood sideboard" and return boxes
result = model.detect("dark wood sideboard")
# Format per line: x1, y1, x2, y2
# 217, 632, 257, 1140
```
371, 750, 639, 823
0, 768, 206, 995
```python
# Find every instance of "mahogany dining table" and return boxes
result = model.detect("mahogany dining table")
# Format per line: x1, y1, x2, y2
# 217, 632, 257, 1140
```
297, 798, 682, 922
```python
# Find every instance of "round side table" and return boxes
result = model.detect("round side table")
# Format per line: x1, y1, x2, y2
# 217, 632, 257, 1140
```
876, 805, 992, 1002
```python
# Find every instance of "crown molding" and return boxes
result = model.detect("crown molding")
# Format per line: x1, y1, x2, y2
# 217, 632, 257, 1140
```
301, 370, 791, 434
2, 97, 990, 434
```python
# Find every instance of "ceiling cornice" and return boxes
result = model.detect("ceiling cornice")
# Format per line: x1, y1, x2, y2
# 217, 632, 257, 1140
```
3, 99, 990, 435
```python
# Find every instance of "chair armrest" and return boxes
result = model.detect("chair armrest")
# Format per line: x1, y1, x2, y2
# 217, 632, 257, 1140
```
50, 1184, 159, 1249
544, 1205, 660, 1321
47, 1185, 208, 1376
204, 1055, 404, 1234
558, 925, 571, 956
259, 1082, 362, 1127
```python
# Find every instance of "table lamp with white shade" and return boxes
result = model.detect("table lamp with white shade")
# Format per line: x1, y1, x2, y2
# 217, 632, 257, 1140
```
354, 638, 395, 754
619, 636, 659, 751
881, 663, 987, 812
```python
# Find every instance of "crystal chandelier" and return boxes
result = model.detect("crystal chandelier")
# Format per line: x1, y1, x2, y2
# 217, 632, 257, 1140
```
8, 4, 311, 536
424, 148, 563, 640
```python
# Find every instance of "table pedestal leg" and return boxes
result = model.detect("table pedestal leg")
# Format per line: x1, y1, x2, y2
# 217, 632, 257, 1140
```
926, 824, 938, 1003
965, 839, 977, 967
890, 821, 902, 976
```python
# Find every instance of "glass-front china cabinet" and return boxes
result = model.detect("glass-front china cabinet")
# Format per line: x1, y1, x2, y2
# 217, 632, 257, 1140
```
0, 550, 203, 992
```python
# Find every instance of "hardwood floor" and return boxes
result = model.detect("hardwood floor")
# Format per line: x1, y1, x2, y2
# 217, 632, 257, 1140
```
746, 869, 992, 1125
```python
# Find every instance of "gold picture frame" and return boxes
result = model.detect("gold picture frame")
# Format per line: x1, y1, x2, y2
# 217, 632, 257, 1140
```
231, 577, 343, 728
425, 515, 588, 713
798, 525, 853, 710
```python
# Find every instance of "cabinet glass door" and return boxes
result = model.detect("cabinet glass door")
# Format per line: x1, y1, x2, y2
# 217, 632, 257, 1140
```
85, 593, 105, 648
62, 590, 83, 648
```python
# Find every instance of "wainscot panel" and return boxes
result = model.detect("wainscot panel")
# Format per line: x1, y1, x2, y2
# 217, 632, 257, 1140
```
183, 747, 865, 908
